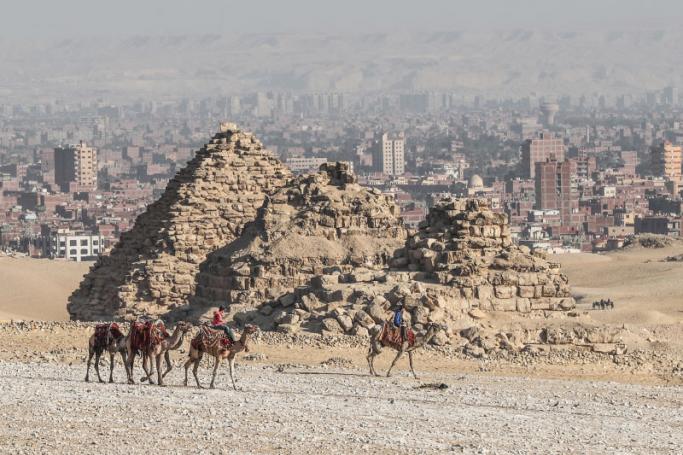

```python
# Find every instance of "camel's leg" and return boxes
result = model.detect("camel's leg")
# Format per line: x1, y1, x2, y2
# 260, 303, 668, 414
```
187, 350, 203, 388
94, 351, 104, 383
127, 352, 136, 384
228, 356, 237, 391
192, 351, 204, 389
386, 349, 404, 378
142, 354, 154, 384
114, 350, 126, 383
108, 351, 115, 383
193, 357, 203, 389
408, 351, 418, 380
367, 344, 381, 377
155, 354, 165, 387
183, 349, 197, 387
209, 356, 222, 389
85, 347, 94, 382
183, 356, 192, 387
161, 351, 173, 379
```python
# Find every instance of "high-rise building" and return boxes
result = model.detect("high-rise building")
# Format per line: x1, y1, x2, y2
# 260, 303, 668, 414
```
54, 141, 98, 192
535, 159, 579, 228
373, 132, 405, 176
663, 86, 679, 106
619, 150, 639, 177
522, 132, 565, 179
651, 141, 682, 181
521, 132, 565, 179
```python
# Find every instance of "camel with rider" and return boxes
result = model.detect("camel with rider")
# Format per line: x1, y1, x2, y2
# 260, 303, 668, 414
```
184, 324, 258, 390
367, 321, 447, 379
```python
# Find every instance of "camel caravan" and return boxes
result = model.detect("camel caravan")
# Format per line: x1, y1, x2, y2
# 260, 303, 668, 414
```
85, 304, 447, 389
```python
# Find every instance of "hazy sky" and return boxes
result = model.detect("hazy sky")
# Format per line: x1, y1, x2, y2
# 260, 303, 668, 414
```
2, 0, 682, 37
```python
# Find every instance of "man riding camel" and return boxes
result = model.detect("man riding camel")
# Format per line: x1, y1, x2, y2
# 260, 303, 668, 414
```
392, 302, 408, 342
212, 306, 236, 343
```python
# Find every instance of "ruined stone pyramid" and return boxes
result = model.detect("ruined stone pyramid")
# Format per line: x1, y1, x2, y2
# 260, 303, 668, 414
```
192, 162, 407, 313
397, 198, 575, 312
68, 123, 291, 321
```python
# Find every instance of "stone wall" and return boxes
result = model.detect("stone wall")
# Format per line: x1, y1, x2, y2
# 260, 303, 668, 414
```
68, 123, 291, 321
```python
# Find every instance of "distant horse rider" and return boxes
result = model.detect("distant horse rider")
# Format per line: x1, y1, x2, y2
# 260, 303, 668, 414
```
212, 306, 236, 343
392, 302, 407, 342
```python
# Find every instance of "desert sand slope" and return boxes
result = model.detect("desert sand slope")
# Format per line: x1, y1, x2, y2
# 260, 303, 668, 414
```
0, 257, 90, 321
554, 244, 683, 326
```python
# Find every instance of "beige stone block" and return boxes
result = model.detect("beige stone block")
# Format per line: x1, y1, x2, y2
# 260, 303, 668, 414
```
494, 286, 516, 299
491, 298, 517, 311
515, 298, 531, 313
518, 286, 535, 298
476, 285, 493, 300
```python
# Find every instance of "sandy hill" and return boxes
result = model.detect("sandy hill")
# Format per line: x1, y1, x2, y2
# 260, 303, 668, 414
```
0, 257, 90, 321
555, 242, 683, 326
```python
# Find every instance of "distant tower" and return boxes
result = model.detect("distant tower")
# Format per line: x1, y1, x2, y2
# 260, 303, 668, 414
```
54, 141, 97, 193
540, 101, 560, 126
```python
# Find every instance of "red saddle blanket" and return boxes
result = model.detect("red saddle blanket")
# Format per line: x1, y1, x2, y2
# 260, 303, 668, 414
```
130, 321, 169, 352
380, 324, 416, 349
93, 323, 124, 349
191, 325, 233, 351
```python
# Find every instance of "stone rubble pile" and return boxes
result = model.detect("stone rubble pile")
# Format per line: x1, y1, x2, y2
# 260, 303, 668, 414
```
68, 123, 291, 321
394, 198, 575, 313
188, 162, 406, 319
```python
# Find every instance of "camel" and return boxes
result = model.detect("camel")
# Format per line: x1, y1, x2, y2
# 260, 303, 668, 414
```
125, 320, 189, 385
184, 324, 258, 390
85, 322, 127, 383
144, 321, 193, 386
367, 322, 447, 379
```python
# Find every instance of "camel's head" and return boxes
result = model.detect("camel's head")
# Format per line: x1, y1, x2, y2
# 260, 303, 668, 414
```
176, 321, 193, 333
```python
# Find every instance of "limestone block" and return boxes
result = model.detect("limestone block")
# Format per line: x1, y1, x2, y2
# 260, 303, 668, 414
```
494, 286, 516, 299
476, 285, 494, 300
366, 302, 388, 323
491, 298, 517, 311
321, 318, 343, 334
541, 285, 557, 297
515, 298, 531, 313
277, 323, 299, 334
354, 310, 375, 328
427, 307, 445, 322
518, 286, 535, 298
412, 306, 430, 324
530, 298, 553, 310
336, 314, 354, 332
311, 274, 340, 288
279, 293, 296, 307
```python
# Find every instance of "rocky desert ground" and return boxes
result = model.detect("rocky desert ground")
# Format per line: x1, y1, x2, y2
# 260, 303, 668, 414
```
1, 360, 681, 454
0, 240, 682, 454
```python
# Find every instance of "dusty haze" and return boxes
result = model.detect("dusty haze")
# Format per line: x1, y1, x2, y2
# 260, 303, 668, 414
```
1, 1, 683, 101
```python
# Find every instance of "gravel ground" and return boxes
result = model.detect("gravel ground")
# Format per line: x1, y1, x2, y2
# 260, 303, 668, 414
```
0, 361, 681, 454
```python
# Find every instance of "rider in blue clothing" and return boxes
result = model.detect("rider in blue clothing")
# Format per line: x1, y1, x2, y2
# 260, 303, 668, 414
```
392, 302, 407, 341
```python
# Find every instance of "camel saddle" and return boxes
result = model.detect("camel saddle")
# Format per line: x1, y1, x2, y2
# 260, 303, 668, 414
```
130, 321, 169, 352
379, 323, 416, 349
191, 325, 233, 351
94, 323, 124, 349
